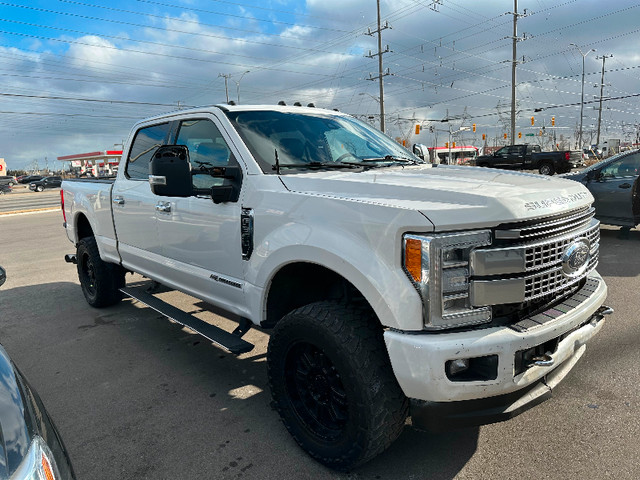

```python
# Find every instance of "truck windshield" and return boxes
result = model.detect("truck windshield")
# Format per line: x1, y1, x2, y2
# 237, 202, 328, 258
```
224, 110, 423, 173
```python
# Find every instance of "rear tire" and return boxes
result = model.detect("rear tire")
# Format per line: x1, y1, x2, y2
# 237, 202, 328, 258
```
267, 301, 408, 471
76, 237, 125, 307
539, 162, 555, 175
478, 163, 489, 168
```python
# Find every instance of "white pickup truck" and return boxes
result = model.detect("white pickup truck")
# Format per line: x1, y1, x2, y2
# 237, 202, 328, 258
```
61, 104, 611, 470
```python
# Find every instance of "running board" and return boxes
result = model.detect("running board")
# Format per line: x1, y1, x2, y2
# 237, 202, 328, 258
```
120, 286, 254, 355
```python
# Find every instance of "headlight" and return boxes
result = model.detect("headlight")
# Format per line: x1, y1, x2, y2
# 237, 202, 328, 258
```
403, 230, 492, 330
11, 436, 60, 480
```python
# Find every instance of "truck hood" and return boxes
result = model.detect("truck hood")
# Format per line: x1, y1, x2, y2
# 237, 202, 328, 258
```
279, 165, 594, 231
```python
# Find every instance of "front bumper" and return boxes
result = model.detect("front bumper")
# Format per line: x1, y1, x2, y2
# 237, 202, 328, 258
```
384, 272, 608, 425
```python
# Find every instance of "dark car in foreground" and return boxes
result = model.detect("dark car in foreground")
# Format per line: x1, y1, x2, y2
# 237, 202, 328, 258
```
0, 184, 11, 195
563, 149, 640, 228
0, 266, 75, 479
29, 176, 62, 192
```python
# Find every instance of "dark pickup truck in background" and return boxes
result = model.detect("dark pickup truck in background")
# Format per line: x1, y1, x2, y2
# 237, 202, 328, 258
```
475, 144, 583, 175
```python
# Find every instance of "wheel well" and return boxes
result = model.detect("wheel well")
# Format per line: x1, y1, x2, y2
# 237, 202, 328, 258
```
75, 213, 94, 241
264, 263, 374, 328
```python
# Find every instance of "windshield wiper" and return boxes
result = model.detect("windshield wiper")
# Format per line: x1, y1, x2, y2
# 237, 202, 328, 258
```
272, 161, 363, 171
360, 155, 422, 165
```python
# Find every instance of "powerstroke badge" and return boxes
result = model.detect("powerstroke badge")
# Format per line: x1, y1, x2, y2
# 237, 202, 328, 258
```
524, 192, 589, 211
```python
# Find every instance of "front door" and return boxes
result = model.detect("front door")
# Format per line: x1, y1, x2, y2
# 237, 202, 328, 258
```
589, 152, 640, 226
155, 116, 246, 310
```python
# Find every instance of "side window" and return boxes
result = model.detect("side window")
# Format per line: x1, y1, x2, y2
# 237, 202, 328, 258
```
601, 153, 640, 178
126, 123, 171, 180
175, 119, 235, 190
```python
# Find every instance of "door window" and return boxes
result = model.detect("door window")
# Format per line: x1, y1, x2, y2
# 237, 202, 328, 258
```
600, 153, 640, 178
175, 119, 235, 190
126, 123, 171, 180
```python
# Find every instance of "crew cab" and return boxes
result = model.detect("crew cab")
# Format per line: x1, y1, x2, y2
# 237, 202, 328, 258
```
61, 105, 611, 470
475, 144, 583, 175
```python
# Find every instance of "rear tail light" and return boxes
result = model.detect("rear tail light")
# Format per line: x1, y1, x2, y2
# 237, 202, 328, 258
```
565, 152, 570, 160
60, 189, 67, 223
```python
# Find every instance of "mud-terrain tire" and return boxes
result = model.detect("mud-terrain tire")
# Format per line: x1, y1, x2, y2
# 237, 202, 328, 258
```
539, 162, 555, 175
267, 301, 408, 471
77, 237, 125, 307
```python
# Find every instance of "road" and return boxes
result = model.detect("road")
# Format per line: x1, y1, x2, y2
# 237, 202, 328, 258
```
0, 212, 638, 479
0, 186, 61, 214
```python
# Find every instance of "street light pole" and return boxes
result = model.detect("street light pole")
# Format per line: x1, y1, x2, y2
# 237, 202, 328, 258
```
234, 71, 250, 104
570, 44, 595, 150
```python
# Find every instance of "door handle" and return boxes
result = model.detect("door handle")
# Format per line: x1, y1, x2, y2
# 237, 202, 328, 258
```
113, 196, 125, 205
156, 202, 171, 213
619, 183, 632, 189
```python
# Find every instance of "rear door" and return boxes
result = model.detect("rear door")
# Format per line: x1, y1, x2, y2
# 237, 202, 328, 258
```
112, 121, 172, 277
589, 152, 640, 226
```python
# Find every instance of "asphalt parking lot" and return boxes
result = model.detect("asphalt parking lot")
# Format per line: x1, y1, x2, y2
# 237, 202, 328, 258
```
0, 211, 638, 479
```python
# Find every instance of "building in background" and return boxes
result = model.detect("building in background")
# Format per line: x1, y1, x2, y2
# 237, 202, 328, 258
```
57, 150, 123, 177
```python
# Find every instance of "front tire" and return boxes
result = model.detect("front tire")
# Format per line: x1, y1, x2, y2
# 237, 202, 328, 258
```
267, 301, 408, 470
36, 185, 44, 192
76, 237, 125, 307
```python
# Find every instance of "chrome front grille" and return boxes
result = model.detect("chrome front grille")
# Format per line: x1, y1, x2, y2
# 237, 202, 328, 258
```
524, 221, 600, 272
524, 252, 598, 301
470, 207, 600, 307
495, 206, 593, 241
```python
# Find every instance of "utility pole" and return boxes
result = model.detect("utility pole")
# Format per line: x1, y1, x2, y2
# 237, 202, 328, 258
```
365, 0, 390, 133
507, 2, 529, 145
218, 73, 231, 103
510, 0, 518, 145
595, 54, 613, 147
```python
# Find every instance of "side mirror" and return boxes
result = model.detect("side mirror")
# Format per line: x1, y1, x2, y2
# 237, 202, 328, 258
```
208, 165, 243, 204
149, 145, 193, 197
0, 266, 6, 288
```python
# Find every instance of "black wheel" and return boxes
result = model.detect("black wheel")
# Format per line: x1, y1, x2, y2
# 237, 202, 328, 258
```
267, 301, 408, 470
36, 185, 44, 192
76, 237, 125, 307
538, 162, 555, 175
478, 163, 489, 168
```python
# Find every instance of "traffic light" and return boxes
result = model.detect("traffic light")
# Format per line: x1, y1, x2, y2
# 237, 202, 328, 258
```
445, 142, 449, 148
539, 130, 543, 136
402, 139, 406, 146
531, 116, 535, 126
472, 123, 476, 132
415, 124, 420, 135
551, 116, 555, 126
452, 142, 456, 148
482, 133, 486, 140
503, 133, 507, 140
518, 132, 522, 139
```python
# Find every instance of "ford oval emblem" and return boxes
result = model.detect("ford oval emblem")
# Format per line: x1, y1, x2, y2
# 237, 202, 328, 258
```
561, 239, 590, 277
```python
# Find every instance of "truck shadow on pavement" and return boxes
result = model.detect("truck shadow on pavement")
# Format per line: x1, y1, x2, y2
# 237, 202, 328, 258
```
0, 279, 478, 479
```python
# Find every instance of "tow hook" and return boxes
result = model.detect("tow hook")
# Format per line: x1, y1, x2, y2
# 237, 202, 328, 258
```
596, 305, 614, 316
527, 354, 554, 368
64, 254, 77, 264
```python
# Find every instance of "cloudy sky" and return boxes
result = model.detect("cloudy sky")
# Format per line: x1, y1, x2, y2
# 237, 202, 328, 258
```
1, 0, 639, 171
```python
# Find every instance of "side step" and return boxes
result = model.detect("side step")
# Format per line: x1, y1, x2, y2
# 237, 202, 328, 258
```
120, 286, 254, 355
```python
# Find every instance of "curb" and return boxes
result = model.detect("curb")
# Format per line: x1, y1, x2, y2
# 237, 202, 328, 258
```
0, 207, 60, 217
